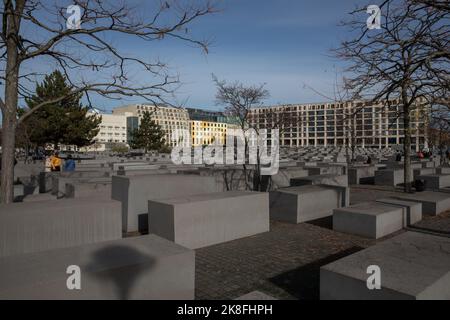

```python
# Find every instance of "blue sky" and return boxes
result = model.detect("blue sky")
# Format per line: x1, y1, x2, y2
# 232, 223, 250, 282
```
16, 0, 375, 113
126, 0, 365, 112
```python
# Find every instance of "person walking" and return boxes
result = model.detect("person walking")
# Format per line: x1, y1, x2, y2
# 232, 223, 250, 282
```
63, 155, 76, 172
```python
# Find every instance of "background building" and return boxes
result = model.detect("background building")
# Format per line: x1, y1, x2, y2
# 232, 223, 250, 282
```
81, 112, 130, 152
113, 104, 190, 147
190, 120, 228, 146
248, 100, 429, 151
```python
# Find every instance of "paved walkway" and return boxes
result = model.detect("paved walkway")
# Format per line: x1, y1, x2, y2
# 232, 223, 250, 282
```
195, 185, 450, 300
196, 220, 380, 300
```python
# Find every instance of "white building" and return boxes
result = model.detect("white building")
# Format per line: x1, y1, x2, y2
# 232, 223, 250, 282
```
83, 112, 131, 152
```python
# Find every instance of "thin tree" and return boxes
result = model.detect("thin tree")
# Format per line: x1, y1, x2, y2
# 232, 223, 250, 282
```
213, 76, 270, 190
0, 0, 216, 203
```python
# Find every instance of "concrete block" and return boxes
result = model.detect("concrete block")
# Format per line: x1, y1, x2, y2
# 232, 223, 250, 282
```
65, 182, 111, 199
436, 167, 450, 175
290, 174, 348, 188
0, 198, 122, 258
413, 168, 435, 178
393, 191, 450, 215
374, 168, 413, 187
112, 174, 222, 233
270, 185, 345, 223
320, 232, 450, 300
0, 235, 195, 300
149, 191, 269, 249
417, 174, 450, 190
333, 202, 404, 239
375, 198, 422, 225
52, 176, 111, 198
22, 193, 57, 202
39, 172, 59, 193
348, 166, 375, 185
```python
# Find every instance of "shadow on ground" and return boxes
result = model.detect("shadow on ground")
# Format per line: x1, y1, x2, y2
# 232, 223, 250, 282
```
305, 216, 333, 230
269, 246, 363, 300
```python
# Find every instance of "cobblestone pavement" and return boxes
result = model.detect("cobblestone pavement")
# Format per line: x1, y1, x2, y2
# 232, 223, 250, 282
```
195, 220, 391, 300
412, 210, 450, 233
195, 186, 449, 300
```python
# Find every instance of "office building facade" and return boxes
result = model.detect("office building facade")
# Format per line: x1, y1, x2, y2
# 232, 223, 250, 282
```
248, 100, 429, 151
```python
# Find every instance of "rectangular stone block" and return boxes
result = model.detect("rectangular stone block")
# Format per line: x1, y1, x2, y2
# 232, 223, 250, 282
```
149, 191, 269, 249
65, 182, 111, 199
413, 168, 435, 178
417, 174, 450, 190
333, 202, 404, 239
290, 174, 348, 188
112, 174, 222, 233
0, 198, 121, 258
436, 167, 450, 175
393, 191, 450, 215
52, 176, 111, 198
375, 198, 422, 225
270, 185, 344, 223
348, 166, 375, 185
374, 168, 413, 187
321, 232, 450, 300
0, 235, 195, 300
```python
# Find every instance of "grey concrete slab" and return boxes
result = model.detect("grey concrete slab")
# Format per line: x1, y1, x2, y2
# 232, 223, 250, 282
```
393, 191, 450, 215
374, 168, 413, 187
65, 182, 111, 199
320, 232, 450, 300
112, 174, 223, 233
52, 176, 111, 198
348, 166, 375, 185
436, 167, 450, 175
375, 198, 422, 225
22, 193, 57, 202
333, 202, 404, 239
270, 185, 345, 223
149, 191, 269, 249
290, 174, 348, 188
417, 174, 450, 190
0, 234, 194, 300
0, 198, 121, 258
413, 168, 435, 178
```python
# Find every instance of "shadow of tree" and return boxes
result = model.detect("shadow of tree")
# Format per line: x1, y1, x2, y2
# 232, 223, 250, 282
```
87, 245, 155, 300
269, 246, 363, 300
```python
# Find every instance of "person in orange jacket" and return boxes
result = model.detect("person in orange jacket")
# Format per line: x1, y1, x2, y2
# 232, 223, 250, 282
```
50, 151, 62, 172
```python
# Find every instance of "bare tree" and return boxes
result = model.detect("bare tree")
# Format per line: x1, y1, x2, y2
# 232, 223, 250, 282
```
336, 0, 449, 192
0, 0, 216, 203
428, 104, 450, 165
213, 75, 270, 191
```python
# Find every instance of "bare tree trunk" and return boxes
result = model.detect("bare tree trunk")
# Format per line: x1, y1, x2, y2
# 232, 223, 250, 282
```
1, 111, 17, 204
1, 0, 24, 204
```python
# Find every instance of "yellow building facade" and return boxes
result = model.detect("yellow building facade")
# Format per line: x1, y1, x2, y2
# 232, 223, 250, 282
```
190, 120, 228, 146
